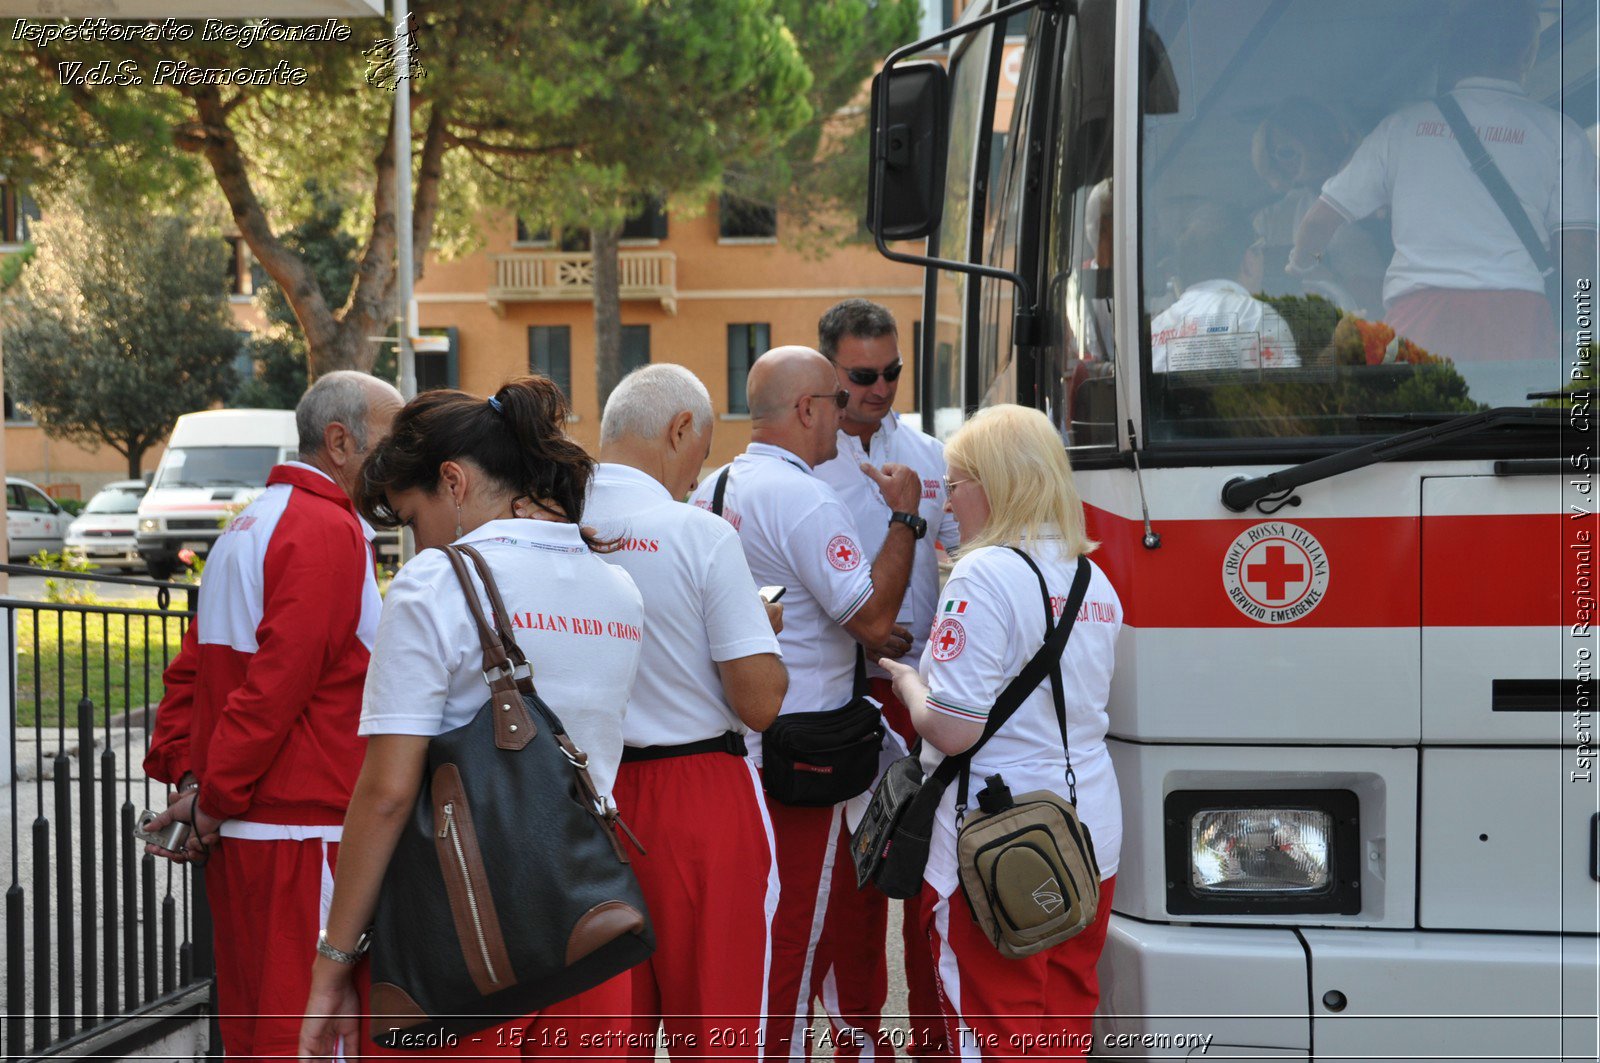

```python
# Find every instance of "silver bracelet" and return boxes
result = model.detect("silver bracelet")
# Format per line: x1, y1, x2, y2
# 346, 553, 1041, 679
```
316, 929, 372, 965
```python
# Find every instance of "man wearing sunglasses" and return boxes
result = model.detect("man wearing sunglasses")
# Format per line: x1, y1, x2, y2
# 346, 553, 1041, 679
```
811, 299, 962, 1063
690, 344, 922, 1063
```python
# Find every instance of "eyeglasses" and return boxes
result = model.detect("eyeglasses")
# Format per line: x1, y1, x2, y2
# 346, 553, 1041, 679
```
843, 361, 904, 387
943, 477, 972, 495
796, 390, 849, 411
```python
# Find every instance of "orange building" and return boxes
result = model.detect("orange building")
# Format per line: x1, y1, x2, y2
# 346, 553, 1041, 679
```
415, 200, 924, 469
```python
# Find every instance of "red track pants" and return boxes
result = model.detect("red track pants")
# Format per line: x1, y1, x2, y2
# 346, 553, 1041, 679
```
206, 833, 343, 1063
810, 679, 951, 1062
519, 751, 777, 1060
919, 876, 1117, 1061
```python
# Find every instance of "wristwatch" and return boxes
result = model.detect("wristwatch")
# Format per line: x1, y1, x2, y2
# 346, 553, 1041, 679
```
888, 511, 928, 540
316, 928, 372, 965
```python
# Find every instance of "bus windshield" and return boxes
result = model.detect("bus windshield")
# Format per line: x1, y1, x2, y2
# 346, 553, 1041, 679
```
1139, 0, 1596, 444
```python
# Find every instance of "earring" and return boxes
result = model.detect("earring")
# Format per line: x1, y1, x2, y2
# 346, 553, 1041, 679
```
454, 501, 463, 539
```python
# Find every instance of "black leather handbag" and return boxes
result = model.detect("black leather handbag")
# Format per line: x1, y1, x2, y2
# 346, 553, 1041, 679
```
850, 550, 1093, 900
709, 467, 886, 807
367, 544, 654, 1048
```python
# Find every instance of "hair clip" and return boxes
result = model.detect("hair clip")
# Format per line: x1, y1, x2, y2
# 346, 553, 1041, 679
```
487, 395, 504, 414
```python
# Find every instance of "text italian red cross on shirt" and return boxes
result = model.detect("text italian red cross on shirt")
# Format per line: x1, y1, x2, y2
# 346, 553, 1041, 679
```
1246, 545, 1305, 602
833, 541, 856, 566
937, 626, 960, 655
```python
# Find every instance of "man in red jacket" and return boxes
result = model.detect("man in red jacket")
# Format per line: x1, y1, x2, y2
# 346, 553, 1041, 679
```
143, 370, 401, 1063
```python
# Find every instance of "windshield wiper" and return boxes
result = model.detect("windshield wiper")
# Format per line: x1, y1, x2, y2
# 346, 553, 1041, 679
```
1221, 406, 1561, 512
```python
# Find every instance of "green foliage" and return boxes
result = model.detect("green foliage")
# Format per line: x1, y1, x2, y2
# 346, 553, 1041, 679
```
232, 181, 357, 407
28, 548, 98, 604
0, 241, 35, 291
57, 497, 85, 516
1, 189, 241, 477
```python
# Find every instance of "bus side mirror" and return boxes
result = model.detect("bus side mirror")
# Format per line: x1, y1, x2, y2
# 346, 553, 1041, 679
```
867, 61, 949, 243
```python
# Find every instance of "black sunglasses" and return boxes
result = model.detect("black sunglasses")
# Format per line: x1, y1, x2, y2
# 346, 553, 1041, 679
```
796, 389, 850, 411
843, 361, 904, 386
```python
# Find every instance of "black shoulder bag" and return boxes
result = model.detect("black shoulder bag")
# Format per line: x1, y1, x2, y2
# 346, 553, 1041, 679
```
851, 550, 1092, 899
367, 544, 654, 1047
711, 466, 886, 806
1435, 92, 1563, 317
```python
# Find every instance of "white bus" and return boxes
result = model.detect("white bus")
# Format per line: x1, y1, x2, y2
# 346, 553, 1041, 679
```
867, 1, 1597, 1058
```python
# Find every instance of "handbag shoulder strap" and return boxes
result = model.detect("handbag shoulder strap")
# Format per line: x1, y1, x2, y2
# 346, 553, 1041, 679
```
1435, 92, 1554, 278
711, 466, 730, 517
436, 544, 537, 750
454, 542, 531, 679
930, 548, 1093, 792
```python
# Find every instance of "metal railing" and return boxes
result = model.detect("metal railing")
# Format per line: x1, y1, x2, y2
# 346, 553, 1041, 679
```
487, 249, 679, 313
2, 564, 213, 1059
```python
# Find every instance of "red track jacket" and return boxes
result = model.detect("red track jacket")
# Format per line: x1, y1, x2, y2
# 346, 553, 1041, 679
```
144, 464, 381, 825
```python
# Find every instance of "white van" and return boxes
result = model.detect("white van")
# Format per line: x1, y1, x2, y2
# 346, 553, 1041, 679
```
136, 409, 298, 580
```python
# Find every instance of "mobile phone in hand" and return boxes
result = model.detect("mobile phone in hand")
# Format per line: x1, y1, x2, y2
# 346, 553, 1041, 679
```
758, 585, 786, 604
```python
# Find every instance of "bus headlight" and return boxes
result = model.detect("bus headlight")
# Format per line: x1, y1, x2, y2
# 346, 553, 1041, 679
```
1165, 789, 1361, 916
1190, 808, 1330, 892
139, 518, 160, 533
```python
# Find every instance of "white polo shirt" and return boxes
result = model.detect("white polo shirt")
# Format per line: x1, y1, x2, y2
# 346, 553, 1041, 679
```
584, 463, 781, 749
690, 442, 875, 762
360, 519, 644, 800
917, 540, 1123, 895
813, 412, 961, 676
1320, 77, 1598, 304
1150, 280, 1301, 373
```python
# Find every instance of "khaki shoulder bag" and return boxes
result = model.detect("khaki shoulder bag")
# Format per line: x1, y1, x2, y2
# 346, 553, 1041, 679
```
954, 550, 1101, 959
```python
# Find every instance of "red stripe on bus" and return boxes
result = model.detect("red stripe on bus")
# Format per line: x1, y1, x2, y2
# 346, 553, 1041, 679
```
1084, 506, 1568, 628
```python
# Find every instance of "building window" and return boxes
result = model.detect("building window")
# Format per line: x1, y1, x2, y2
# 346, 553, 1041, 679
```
416, 327, 460, 392
718, 194, 777, 240
726, 322, 771, 414
620, 199, 669, 242
515, 218, 552, 245
529, 325, 572, 399
621, 325, 651, 375
4, 390, 32, 424
224, 236, 254, 296
1, 180, 37, 245
517, 200, 667, 249
911, 321, 922, 412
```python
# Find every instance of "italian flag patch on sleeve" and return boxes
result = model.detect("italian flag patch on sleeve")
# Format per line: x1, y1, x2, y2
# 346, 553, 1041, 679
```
942, 599, 968, 615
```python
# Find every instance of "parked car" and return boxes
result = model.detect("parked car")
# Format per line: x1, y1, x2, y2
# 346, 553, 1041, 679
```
6, 476, 72, 561
64, 479, 149, 572
136, 409, 298, 580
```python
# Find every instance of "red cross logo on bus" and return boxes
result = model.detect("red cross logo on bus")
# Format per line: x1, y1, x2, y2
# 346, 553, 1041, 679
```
931, 618, 966, 661
1245, 545, 1305, 602
827, 535, 861, 571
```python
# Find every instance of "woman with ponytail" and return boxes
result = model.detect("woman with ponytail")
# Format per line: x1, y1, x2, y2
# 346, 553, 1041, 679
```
299, 376, 646, 1061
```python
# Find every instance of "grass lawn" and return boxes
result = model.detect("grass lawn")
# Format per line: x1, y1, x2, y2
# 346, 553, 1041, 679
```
11, 599, 190, 729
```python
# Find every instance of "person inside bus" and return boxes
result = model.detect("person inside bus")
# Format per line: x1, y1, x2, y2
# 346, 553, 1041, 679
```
1249, 97, 1384, 314
1150, 204, 1300, 373
879, 404, 1123, 1061
1287, 0, 1597, 364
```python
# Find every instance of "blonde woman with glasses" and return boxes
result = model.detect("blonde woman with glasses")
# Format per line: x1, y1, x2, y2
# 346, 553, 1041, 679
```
879, 404, 1123, 1060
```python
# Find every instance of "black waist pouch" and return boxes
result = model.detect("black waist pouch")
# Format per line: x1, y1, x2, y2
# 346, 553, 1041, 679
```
762, 696, 885, 807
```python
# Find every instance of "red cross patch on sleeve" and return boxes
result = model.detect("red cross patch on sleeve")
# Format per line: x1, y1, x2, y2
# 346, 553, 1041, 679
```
826, 534, 862, 571
930, 618, 966, 661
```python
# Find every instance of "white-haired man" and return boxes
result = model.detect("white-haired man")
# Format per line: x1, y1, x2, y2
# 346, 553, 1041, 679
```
142, 370, 402, 1062
581, 363, 789, 1057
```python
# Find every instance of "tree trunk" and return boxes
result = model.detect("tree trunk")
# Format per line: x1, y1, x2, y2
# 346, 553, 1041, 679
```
591, 222, 624, 410
126, 447, 142, 480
